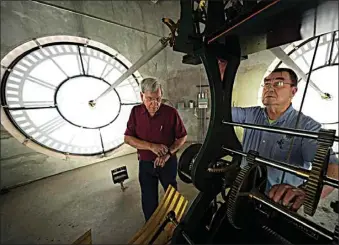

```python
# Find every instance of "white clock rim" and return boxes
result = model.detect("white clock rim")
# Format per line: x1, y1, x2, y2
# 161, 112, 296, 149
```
0, 35, 143, 161
257, 33, 338, 106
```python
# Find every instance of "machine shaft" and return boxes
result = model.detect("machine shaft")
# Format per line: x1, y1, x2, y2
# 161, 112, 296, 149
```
249, 192, 334, 241
222, 147, 339, 188
222, 121, 339, 142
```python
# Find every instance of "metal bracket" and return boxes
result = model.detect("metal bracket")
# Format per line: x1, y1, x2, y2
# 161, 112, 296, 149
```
1, 65, 11, 72
32, 38, 42, 48
22, 137, 32, 146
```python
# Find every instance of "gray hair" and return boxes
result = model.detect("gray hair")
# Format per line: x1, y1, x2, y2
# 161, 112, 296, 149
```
140, 78, 163, 94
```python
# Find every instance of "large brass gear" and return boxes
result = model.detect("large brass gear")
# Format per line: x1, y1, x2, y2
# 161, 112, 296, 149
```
304, 129, 336, 216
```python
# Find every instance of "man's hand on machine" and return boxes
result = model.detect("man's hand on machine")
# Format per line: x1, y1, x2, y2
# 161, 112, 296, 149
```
268, 184, 306, 211
149, 143, 168, 157
154, 154, 170, 167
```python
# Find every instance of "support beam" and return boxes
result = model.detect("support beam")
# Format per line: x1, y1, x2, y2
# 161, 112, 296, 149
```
269, 47, 331, 99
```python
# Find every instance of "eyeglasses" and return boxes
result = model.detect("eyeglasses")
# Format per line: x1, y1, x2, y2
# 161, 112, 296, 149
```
261, 81, 294, 89
144, 96, 162, 103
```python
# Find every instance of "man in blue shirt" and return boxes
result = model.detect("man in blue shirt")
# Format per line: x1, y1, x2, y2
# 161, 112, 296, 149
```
230, 67, 338, 211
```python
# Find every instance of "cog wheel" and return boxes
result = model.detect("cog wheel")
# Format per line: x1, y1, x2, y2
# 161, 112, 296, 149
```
178, 143, 202, 183
226, 163, 267, 229
261, 226, 292, 245
304, 129, 336, 216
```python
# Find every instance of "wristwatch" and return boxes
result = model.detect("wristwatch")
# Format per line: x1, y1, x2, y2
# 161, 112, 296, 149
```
167, 149, 172, 157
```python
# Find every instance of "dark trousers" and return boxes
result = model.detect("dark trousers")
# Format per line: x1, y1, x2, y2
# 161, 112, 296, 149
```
138, 156, 178, 221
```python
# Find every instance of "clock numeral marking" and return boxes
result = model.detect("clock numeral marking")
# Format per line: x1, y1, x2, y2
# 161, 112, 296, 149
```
120, 98, 140, 104
26, 54, 38, 63
8, 75, 22, 83
34, 51, 44, 60
86, 56, 91, 75
22, 101, 55, 107
330, 40, 338, 64
77, 46, 86, 75
48, 46, 57, 55
100, 62, 110, 79
99, 128, 105, 153
26, 75, 57, 90
121, 102, 141, 106
324, 31, 336, 65
102, 65, 115, 79
56, 45, 64, 54
68, 127, 83, 145
38, 116, 66, 135
50, 57, 69, 78
6, 90, 19, 96
15, 63, 29, 72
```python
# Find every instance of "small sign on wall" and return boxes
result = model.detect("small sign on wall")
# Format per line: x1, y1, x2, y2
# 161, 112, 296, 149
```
198, 98, 208, 108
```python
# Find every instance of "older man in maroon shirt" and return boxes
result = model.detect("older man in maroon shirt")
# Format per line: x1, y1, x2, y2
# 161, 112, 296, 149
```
124, 77, 187, 221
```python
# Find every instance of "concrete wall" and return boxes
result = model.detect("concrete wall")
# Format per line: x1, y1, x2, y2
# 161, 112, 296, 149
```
0, 0, 208, 189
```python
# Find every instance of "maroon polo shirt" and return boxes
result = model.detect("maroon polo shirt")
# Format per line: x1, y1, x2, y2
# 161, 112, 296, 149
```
124, 104, 187, 161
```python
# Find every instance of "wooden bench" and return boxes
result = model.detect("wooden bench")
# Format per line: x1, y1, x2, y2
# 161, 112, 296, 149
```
128, 185, 188, 244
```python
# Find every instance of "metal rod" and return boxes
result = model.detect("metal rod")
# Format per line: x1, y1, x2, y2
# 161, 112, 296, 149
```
223, 147, 309, 179
4, 106, 56, 110
223, 147, 339, 188
282, 36, 320, 183
92, 37, 169, 105
148, 216, 171, 244
327, 31, 336, 65
222, 121, 339, 142
323, 177, 339, 188
180, 171, 192, 181
294, 36, 320, 129
121, 102, 141, 106
249, 192, 333, 240
181, 231, 195, 245
168, 211, 195, 245
256, 156, 309, 179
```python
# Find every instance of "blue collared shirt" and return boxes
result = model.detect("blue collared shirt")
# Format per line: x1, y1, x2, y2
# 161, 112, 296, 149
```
232, 105, 338, 191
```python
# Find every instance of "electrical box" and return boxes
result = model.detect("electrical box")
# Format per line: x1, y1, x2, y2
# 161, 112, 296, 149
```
197, 91, 208, 109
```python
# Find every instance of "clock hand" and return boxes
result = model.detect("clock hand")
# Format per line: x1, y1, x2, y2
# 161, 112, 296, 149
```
270, 47, 331, 100
89, 18, 178, 108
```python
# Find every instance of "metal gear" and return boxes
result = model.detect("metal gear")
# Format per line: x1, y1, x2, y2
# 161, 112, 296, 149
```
226, 164, 251, 229
207, 162, 228, 173
304, 129, 336, 216
226, 163, 266, 229
261, 226, 292, 245
178, 143, 202, 183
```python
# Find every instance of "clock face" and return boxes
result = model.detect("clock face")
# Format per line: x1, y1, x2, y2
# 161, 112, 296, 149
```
0, 36, 142, 159
259, 30, 338, 156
